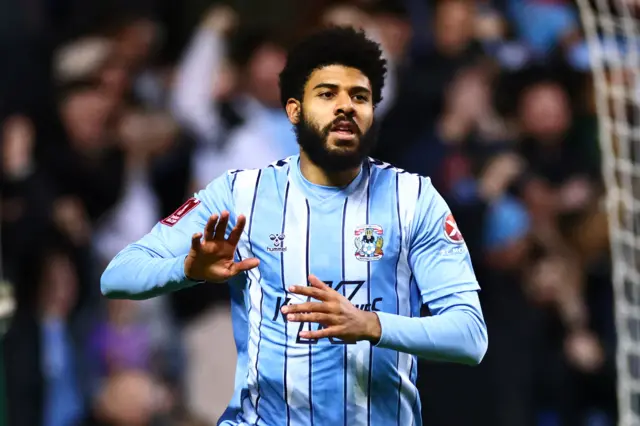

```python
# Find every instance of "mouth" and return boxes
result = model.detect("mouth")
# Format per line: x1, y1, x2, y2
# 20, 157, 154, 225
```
330, 120, 357, 140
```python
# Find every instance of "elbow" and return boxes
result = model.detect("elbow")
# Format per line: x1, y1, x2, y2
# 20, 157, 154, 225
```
465, 335, 488, 366
99, 245, 163, 300
100, 261, 135, 300
100, 267, 120, 299
100, 272, 142, 300
462, 315, 488, 366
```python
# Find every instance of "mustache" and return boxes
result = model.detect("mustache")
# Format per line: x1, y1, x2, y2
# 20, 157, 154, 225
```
325, 115, 361, 134
332, 115, 355, 125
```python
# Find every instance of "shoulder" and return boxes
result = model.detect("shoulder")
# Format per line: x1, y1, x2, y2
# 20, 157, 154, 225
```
367, 157, 433, 196
231, 155, 294, 180
365, 159, 450, 242
264, 156, 296, 173
207, 156, 295, 195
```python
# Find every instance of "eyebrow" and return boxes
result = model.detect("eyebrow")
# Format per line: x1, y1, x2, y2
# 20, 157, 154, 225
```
312, 83, 371, 95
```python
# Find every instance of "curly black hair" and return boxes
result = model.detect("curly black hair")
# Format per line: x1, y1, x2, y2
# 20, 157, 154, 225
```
279, 26, 387, 109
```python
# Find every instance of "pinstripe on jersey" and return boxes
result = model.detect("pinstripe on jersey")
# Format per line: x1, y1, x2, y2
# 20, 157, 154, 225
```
101, 152, 482, 426
221, 156, 429, 426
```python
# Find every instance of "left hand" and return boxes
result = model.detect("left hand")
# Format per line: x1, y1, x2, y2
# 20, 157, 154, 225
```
281, 275, 382, 343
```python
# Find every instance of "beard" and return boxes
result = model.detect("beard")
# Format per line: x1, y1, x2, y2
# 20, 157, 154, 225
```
294, 108, 378, 173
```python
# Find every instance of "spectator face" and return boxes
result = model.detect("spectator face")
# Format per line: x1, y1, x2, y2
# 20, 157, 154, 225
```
321, 5, 370, 30
114, 18, 158, 69
374, 13, 412, 62
444, 68, 491, 124
95, 371, 159, 426
99, 56, 131, 102
39, 252, 78, 319
61, 89, 114, 151
434, 0, 474, 55
519, 82, 571, 142
247, 43, 287, 107
288, 65, 377, 172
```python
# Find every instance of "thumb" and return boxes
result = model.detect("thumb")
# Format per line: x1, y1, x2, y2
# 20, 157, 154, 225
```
230, 257, 260, 275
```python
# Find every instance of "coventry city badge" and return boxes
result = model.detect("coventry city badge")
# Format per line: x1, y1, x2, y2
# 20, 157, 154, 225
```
354, 225, 384, 261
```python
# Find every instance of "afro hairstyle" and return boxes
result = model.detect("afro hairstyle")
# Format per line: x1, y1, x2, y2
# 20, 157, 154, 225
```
278, 26, 387, 109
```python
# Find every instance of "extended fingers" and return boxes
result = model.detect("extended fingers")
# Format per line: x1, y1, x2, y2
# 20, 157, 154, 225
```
191, 232, 203, 250
281, 302, 331, 314
308, 275, 329, 289
203, 211, 235, 242
203, 214, 219, 241
286, 312, 335, 324
227, 214, 246, 246
214, 211, 230, 240
299, 327, 349, 341
288, 285, 329, 301
230, 257, 260, 274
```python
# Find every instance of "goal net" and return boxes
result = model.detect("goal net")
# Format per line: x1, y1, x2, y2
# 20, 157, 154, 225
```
577, 1, 640, 424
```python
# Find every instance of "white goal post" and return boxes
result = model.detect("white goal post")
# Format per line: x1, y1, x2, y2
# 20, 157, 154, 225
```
577, 0, 640, 424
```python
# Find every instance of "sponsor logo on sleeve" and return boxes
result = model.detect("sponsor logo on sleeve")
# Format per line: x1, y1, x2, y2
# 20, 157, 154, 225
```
443, 213, 464, 244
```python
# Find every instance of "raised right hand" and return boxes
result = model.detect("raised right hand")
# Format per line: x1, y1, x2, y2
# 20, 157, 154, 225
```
184, 211, 259, 282
202, 5, 238, 35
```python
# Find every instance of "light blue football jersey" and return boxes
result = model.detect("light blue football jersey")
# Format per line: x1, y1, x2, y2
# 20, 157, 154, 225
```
101, 155, 484, 426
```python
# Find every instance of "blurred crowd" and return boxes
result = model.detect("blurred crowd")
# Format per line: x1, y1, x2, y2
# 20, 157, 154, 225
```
0, 0, 617, 425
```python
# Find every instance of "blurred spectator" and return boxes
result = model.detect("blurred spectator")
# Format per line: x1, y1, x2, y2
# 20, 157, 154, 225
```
87, 299, 182, 424
1, 114, 56, 283
506, 0, 581, 57
90, 301, 154, 376
43, 83, 125, 227
172, 6, 298, 189
319, 2, 402, 117
3, 239, 89, 426
93, 370, 172, 425
376, 0, 487, 163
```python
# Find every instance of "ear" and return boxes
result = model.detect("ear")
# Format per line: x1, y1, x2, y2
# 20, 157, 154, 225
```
285, 99, 301, 125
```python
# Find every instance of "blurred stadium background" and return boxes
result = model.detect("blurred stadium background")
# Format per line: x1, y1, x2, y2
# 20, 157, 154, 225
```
0, 0, 628, 425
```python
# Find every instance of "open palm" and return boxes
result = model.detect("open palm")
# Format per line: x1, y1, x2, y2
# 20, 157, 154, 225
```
184, 211, 259, 282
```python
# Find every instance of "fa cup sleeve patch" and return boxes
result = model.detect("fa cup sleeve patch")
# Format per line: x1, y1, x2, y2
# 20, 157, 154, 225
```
161, 198, 200, 227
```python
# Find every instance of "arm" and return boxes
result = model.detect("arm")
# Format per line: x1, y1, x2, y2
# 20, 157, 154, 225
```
285, 277, 486, 365
375, 178, 487, 365
374, 291, 487, 365
100, 173, 234, 300
283, 180, 487, 364
170, 25, 225, 145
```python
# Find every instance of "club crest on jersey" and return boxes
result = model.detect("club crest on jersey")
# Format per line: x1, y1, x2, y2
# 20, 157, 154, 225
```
354, 225, 384, 261
443, 213, 464, 244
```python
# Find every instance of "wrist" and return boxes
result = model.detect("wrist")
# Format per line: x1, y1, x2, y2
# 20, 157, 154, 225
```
361, 311, 382, 344
183, 256, 205, 283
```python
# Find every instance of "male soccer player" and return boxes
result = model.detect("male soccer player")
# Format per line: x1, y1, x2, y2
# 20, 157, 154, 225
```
101, 27, 488, 426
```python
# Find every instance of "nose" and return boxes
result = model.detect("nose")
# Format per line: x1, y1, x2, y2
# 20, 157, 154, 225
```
333, 92, 355, 117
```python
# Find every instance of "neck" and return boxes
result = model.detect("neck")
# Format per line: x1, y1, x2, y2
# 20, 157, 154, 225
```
299, 151, 362, 187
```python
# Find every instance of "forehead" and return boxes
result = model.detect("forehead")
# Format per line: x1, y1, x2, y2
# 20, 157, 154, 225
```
305, 65, 371, 91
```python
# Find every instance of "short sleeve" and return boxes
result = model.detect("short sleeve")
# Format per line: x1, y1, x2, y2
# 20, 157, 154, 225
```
408, 179, 480, 304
